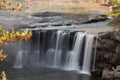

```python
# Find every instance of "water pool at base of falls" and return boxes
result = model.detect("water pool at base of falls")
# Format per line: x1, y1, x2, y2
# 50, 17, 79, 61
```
6, 67, 92, 80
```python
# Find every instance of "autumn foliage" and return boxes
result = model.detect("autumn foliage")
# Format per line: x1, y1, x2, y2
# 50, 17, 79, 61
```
0, 25, 32, 61
0, 0, 22, 10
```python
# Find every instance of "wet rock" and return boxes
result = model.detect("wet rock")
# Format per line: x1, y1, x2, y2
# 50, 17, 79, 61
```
29, 23, 49, 28
32, 12, 108, 24
99, 32, 120, 42
110, 53, 120, 67
116, 65, 120, 71
97, 39, 115, 49
41, 25, 49, 27
51, 23, 63, 26
114, 72, 120, 78
83, 14, 108, 23
102, 69, 120, 79
102, 69, 114, 79
91, 70, 102, 77
65, 23, 72, 26
94, 32, 120, 79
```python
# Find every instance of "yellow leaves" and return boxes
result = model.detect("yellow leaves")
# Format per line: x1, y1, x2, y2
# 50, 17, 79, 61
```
16, 31, 21, 37
0, 1, 5, 9
0, 25, 32, 61
29, 31, 32, 38
2, 0, 7, 3
0, 0, 23, 11
16, 3, 22, 11
0, 71, 7, 80
0, 26, 32, 45
19, 29, 32, 41
0, 49, 7, 61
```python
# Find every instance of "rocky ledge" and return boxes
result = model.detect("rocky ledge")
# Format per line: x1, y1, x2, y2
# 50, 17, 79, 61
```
32, 12, 108, 24
92, 31, 120, 80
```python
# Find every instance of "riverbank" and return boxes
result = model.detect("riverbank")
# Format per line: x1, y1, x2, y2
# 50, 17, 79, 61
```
23, 0, 109, 14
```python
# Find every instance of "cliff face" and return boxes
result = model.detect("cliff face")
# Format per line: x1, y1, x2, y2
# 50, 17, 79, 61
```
93, 32, 120, 79
97, 32, 120, 66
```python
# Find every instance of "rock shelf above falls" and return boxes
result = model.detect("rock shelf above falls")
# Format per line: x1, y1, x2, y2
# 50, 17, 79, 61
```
13, 12, 113, 34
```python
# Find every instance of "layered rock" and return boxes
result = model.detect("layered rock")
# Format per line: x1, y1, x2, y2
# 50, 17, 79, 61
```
93, 32, 120, 79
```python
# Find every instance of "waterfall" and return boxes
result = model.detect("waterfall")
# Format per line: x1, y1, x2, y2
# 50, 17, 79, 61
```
54, 31, 63, 67
81, 34, 94, 74
32, 32, 40, 66
14, 30, 94, 74
45, 31, 56, 66
14, 51, 24, 68
64, 32, 86, 70
14, 41, 28, 68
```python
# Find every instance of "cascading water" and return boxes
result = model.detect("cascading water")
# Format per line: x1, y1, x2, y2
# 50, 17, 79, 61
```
45, 31, 69, 67
54, 31, 63, 67
81, 34, 94, 74
32, 32, 40, 66
14, 41, 28, 68
14, 51, 24, 68
45, 31, 56, 66
14, 30, 94, 74
64, 32, 86, 70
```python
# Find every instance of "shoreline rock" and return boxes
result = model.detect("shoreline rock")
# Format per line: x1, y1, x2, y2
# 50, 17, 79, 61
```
93, 32, 120, 79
